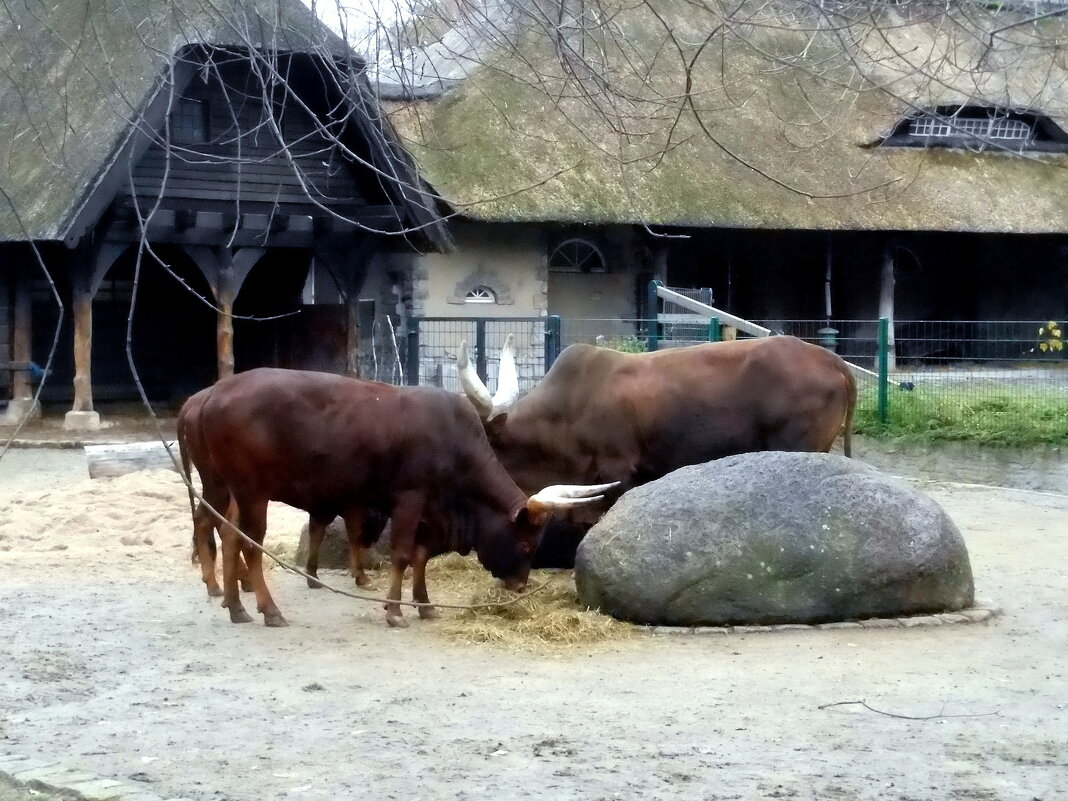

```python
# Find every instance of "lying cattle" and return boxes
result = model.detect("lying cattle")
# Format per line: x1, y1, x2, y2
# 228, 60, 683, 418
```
183, 368, 613, 627
459, 335, 857, 565
178, 388, 388, 596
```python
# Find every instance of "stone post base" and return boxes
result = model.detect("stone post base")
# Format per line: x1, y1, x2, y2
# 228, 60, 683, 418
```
1, 398, 42, 425
64, 410, 103, 431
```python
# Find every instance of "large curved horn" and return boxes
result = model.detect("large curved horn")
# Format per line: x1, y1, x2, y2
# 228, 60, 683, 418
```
527, 481, 621, 510
534, 482, 621, 500
457, 339, 493, 420
491, 333, 519, 411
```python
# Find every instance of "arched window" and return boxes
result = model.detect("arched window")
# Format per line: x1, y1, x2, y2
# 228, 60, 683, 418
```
549, 238, 608, 273
464, 286, 496, 304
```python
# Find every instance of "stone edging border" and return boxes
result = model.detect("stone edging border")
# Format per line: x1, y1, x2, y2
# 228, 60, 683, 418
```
0, 754, 191, 801
642, 604, 999, 636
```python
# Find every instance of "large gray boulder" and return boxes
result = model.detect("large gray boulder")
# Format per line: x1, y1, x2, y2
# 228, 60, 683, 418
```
575, 452, 974, 626
295, 519, 390, 570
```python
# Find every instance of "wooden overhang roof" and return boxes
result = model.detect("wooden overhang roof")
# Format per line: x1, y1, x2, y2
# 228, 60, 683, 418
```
0, 0, 449, 250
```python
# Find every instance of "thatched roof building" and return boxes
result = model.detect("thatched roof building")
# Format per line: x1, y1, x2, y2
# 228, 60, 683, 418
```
0, 0, 447, 424
380, 0, 1068, 233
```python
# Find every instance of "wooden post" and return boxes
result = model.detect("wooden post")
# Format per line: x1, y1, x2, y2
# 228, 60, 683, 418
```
346, 290, 360, 377
215, 256, 236, 380
879, 244, 896, 372
319, 238, 376, 378
11, 267, 32, 401
189, 246, 262, 383
71, 279, 94, 412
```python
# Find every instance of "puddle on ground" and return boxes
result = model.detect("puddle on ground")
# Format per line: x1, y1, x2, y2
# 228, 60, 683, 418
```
854, 436, 1067, 494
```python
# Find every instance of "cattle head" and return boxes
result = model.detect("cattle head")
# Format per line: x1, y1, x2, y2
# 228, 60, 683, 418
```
472, 482, 618, 591
457, 334, 519, 421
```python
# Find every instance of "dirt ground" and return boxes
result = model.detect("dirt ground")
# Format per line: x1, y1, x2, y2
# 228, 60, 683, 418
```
0, 443, 1066, 801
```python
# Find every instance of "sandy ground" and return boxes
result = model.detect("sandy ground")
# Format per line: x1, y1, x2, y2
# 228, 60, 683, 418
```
0, 448, 1066, 801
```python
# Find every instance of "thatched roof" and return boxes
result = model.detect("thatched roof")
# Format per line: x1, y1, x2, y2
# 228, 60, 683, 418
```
0, 0, 354, 242
383, 0, 1068, 233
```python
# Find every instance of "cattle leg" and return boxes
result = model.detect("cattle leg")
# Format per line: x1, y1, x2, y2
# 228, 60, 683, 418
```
235, 498, 287, 627
306, 517, 327, 589
219, 507, 254, 624
412, 544, 438, 621
342, 510, 372, 587
384, 492, 424, 628
229, 498, 254, 593
192, 502, 223, 598
237, 547, 254, 594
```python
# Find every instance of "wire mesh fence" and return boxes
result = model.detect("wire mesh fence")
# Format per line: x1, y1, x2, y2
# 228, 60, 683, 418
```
406, 317, 546, 395
407, 314, 1066, 444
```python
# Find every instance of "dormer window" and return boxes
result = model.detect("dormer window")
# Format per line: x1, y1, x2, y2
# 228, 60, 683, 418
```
882, 105, 1068, 153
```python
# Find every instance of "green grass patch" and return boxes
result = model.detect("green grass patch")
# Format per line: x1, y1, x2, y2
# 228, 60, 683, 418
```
854, 384, 1068, 447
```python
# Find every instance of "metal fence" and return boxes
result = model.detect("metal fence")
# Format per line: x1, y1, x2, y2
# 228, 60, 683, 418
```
408, 313, 1066, 440
405, 317, 548, 394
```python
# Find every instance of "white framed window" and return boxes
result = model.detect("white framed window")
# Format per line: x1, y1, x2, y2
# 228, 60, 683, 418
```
464, 286, 496, 304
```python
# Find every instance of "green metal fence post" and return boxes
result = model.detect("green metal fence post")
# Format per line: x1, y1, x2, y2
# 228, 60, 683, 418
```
877, 316, 889, 425
646, 279, 663, 352
406, 321, 420, 386
544, 315, 562, 371
707, 315, 720, 342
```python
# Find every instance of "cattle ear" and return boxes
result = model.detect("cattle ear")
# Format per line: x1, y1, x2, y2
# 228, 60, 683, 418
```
485, 411, 509, 434
514, 499, 550, 528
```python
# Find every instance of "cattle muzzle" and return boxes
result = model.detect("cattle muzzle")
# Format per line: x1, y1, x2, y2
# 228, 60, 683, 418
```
503, 576, 528, 593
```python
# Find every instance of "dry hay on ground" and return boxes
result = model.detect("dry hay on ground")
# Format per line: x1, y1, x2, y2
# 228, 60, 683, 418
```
277, 551, 636, 651
425, 553, 635, 651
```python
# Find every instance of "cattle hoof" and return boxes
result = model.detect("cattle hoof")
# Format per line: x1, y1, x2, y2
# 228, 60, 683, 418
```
418, 605, 440, 621
264, 613, 289, 628
386, 614, 409, 629
206, 585, 224, 598
240, 580, 254, 593
354, 573, 371, 587
229, 607, 254, 624
306, 577, 323, 589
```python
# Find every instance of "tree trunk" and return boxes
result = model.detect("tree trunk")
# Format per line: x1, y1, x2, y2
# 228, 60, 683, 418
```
85, 440, 180, 478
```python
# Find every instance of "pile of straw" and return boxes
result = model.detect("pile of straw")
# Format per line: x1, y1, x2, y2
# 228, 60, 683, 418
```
265, 542, 634, 650
427, 554, 635, 650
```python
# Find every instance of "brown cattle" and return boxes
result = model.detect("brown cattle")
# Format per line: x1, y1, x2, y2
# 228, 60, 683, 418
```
178, 388, 388, 595
183, 368, 612, 627
459, 335, 857, 565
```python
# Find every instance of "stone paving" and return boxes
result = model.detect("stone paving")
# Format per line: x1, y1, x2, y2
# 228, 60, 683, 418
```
645, 604, 998, 635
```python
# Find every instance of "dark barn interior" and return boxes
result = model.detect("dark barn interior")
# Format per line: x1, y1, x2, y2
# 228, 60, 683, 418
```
664, 229, 1068, 324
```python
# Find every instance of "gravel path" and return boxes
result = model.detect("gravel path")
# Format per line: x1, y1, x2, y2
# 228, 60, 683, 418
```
0, 447, 1065, 801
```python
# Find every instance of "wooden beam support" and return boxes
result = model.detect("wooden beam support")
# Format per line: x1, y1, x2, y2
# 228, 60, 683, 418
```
215, 251, 236, 381
318, 236, 377, 377
187, 245, 266, 381
70, 277, 94, 413
11, 265, 33, 401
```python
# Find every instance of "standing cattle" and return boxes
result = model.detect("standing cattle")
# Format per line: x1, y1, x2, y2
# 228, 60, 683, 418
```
182, 368, 613, 627
459, 335, 857, 564
178, 388, 386, 596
